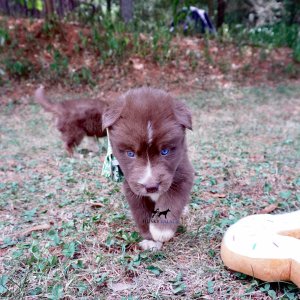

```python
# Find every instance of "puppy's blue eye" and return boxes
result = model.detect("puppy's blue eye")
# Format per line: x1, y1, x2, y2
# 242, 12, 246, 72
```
127, 151, 135, 158
160, 149, 170, 156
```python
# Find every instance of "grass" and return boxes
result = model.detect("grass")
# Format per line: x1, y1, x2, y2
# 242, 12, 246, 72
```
0, 85, 300, 299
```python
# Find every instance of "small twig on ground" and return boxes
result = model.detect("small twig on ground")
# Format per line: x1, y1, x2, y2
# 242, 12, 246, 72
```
0, 224, 51, 243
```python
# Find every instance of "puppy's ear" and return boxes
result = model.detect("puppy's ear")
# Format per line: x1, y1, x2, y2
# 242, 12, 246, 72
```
174, 100, 192, 130
102, 97, 125, 130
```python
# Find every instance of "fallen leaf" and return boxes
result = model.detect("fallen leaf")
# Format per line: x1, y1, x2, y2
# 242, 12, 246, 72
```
89, 202, 104, 208
209, 192, 226, 198
258, 203, 278, 214
139, 33, 147, 41
129, 58, 144, 71
109, 282, 135, 292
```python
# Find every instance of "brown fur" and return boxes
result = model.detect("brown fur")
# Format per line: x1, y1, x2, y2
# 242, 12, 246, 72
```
34, 86, 107, 155
103, 87, 194, 246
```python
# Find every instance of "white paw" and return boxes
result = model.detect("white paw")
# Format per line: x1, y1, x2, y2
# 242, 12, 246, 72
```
149, 223, 175, 242
182, 205, 189, 216
72, 152, 84, 159
139, 239, 162, 251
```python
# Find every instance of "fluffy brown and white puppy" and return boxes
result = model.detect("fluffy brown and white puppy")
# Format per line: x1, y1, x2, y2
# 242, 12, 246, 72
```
103, 87, 194, 250
34, 86, 107, 156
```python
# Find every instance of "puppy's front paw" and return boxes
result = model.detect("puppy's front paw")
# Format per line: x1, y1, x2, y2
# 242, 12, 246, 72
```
139, 239, 162, 251
182, 205, 189, 216
73, 153, 84, 159
149, 223, 175, 242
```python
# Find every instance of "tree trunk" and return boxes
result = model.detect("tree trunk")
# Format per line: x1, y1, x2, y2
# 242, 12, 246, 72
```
107, 0, 111, 14
58, 0, 64, 17
0, 0, 10, 15
69, 0, 76, 11
120, 0, 133, 23
217, 0, 226, 28
45, 0, 55, 18
207, 0, 214, 19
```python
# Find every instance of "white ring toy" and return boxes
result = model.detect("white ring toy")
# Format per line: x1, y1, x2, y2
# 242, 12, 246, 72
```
221, 210, 300, 287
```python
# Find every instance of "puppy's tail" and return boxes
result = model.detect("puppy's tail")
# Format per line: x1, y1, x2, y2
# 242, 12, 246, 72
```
34, 86, 61, 115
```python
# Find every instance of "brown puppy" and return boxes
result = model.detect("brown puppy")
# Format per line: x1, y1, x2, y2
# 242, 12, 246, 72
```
103, 87, 194, 250
34, 86, 107, 156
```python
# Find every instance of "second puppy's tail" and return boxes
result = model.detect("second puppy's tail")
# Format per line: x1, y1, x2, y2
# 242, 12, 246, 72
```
34, 86, 62, 115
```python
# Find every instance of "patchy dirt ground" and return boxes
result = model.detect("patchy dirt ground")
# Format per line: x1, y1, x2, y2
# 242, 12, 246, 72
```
1, 17, 300, 106
0, 84, 299, 299
0, 14, 300, 300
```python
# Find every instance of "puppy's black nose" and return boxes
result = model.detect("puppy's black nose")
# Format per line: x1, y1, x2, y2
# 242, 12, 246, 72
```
145, 184, 159, 194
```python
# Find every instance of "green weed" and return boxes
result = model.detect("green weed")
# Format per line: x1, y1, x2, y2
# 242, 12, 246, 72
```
1, 85, 300, 298
229, 22, 300, 62
3, 57, 33, 79
49, 49, 69, 79
70, 67, 95, 86
0, 27, 10, 47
